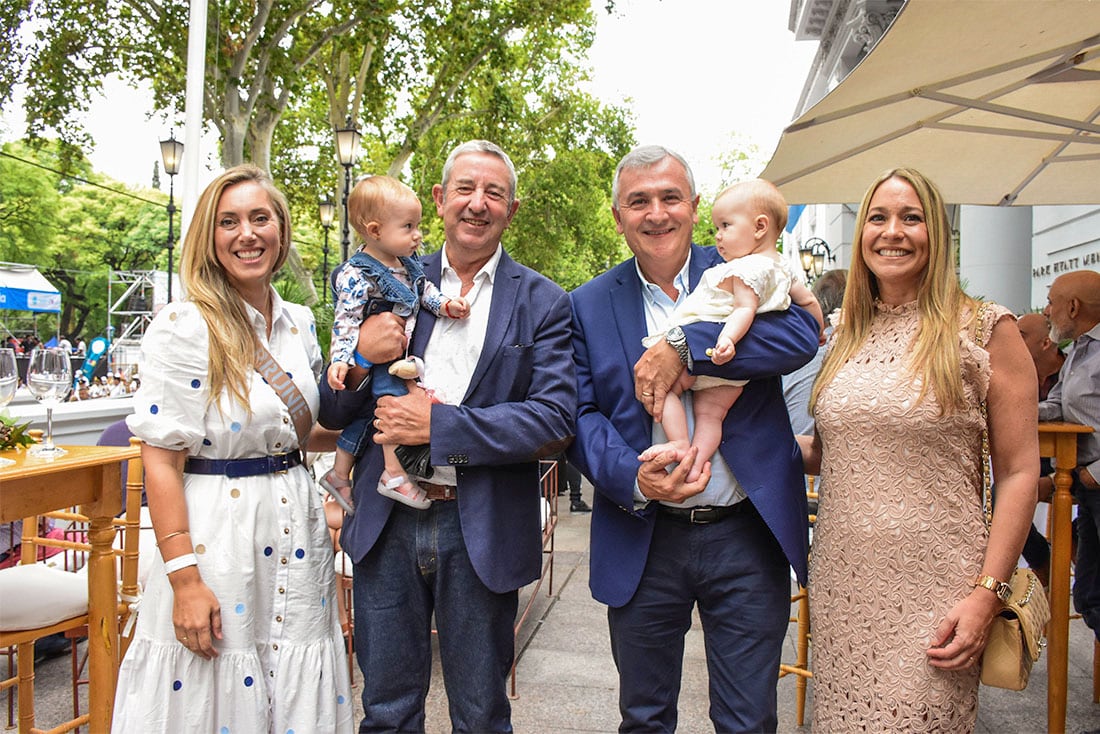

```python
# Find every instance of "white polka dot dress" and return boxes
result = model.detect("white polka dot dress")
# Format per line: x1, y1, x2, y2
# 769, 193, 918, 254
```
113, 292, 353, 733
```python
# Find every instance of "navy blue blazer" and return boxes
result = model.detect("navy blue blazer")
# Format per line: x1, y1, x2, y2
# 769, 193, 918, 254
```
569, 244, 817, 607
319, 248, 577, 594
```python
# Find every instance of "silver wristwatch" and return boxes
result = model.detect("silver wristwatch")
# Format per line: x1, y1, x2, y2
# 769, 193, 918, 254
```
665, 326, 690, 365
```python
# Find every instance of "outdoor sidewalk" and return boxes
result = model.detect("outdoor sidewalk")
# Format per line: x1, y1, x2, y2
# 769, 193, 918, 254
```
19, 481, 1100, 732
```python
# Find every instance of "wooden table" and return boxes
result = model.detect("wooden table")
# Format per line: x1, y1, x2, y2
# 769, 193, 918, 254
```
1038, 421, 1095, 734
0, 443, 141, 733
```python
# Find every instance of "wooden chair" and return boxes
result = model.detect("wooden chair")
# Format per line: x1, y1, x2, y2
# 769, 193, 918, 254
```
778, 475, 817, 727
0, 437, 144, 733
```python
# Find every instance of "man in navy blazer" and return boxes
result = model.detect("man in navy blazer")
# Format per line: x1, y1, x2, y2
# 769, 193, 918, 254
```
320, 140, 575, 733
569, 146, 817, 732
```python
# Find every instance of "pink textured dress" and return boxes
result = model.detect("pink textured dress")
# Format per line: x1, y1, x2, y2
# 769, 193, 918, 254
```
810, 300, 1011, 732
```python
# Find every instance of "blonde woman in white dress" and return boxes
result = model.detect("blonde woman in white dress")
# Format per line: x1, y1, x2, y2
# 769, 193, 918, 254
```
112, 165, 352, 733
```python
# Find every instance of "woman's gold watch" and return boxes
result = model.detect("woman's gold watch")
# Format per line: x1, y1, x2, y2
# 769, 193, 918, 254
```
974, 574, 1012, 603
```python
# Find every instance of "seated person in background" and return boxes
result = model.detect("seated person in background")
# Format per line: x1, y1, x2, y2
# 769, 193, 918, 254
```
1038, 269, 1100, 639
322, 175, 469, 513
639, 179, 824, 481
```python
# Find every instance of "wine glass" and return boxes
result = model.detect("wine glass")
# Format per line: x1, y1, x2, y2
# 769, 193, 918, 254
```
0, 348, 16, 467
26, 347, 72, 458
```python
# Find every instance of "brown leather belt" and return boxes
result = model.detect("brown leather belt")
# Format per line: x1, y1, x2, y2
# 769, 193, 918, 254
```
419, 481, 457, 501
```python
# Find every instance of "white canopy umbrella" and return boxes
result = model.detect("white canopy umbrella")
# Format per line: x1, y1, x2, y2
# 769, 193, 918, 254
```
761, 0, 1100, 205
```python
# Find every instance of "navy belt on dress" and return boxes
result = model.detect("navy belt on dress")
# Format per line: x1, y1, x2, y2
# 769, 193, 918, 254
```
184, 450, 303, 478
657, 501, 750, 524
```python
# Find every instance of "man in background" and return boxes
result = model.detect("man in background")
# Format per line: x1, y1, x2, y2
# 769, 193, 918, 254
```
1039, 269, 1100, 639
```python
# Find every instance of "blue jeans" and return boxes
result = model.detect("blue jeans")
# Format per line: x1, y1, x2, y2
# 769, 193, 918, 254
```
336, 368, 408, 456
607, 503, 789, 733
1074, 473, 1100, 641
353, 501, 517, 733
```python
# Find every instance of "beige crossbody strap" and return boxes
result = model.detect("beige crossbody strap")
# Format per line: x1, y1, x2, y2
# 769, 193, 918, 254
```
254, 342, 312, 451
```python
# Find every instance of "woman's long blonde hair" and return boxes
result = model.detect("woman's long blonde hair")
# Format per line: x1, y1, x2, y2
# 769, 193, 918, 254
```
179, 164, 292, 410
810, 167, 977, 416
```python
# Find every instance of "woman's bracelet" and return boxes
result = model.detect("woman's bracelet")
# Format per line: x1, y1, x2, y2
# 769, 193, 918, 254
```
157, 530, 190, 547
164, 553, 198, 575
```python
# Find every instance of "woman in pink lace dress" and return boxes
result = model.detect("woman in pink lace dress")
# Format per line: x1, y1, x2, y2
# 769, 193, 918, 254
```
798, 168, 1038, 731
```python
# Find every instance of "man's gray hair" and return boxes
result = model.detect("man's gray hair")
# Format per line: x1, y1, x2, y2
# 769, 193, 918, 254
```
611, 145, 696, 209
440, 140, 518, 204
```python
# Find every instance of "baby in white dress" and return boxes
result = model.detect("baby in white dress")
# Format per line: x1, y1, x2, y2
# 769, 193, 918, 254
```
640, 180, 824, 481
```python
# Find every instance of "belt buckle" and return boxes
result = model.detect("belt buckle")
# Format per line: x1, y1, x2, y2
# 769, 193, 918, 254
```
273, 452, 290, 474
690, 507, 704, 524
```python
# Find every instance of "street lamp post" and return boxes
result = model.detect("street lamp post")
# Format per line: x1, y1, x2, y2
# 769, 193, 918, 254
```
318, 195, 336, 304
159, 133, 184, 302
334, 118, 362, 263
799, 237, 834, 282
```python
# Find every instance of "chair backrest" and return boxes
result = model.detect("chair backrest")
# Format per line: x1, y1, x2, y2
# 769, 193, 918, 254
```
97, 419, 139, 510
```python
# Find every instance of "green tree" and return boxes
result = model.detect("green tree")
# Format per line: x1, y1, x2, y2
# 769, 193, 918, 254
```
0, 141, 63, 264
50, 182, 166, 339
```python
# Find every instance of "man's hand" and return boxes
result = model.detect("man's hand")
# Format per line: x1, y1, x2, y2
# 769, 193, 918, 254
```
634, 340, 685, 419
1080, 467, 1100, 490
374, 383, 432, 446
358, 312, 408, 365
637, 446, 710, 504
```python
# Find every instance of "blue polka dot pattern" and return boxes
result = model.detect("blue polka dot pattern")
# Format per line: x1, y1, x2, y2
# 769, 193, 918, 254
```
264, 546, 273, 556
221, 728, 230, 734
172, 680, 182, 691
191, 379, 201, 389
321, 596, 326, 608
150, 404, 159, 414
203, 438, 212, 446
244, 676, 253, 687
235, 603, 245, 614
294, 548, 305, 559
230, 422, 241, 432
286, 372, 293, 380
338, 694, 346, 704
310, 324, 316, 333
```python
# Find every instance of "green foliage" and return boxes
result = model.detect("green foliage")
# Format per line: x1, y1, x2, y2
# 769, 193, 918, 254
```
0, 413, 35, 451
0, 140, 166, 341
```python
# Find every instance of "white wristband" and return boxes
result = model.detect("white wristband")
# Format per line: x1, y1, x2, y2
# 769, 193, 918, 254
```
164, 553, 198, 575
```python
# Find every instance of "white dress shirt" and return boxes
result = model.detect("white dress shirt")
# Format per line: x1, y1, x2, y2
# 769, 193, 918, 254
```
419, 244, 503, 485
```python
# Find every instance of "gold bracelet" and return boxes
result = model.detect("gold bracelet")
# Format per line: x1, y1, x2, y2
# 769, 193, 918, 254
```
156, 530, 191, 547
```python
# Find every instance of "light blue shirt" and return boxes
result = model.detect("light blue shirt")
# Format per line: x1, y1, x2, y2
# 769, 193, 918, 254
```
634, 255, 746, 508
1039, 321, 1100, 480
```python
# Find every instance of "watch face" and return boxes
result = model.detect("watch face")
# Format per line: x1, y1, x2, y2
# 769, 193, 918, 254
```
668, 326, 685, 341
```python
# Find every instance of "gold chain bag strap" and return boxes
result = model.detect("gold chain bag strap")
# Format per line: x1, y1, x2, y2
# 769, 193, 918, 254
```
976, 303, 1050, 690
254, 342, 313, 452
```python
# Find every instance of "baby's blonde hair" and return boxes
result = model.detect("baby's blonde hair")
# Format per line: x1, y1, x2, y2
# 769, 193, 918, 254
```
347, 175, 419, 242
714, 179, 788, 237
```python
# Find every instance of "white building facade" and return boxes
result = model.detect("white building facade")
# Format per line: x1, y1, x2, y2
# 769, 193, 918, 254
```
784, 0, 1100, 311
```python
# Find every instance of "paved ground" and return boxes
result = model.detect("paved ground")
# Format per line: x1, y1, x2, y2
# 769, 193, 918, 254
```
14, 482, 1100, 732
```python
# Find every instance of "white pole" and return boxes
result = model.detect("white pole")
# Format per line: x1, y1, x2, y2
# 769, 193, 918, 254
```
179, 0, 209, 247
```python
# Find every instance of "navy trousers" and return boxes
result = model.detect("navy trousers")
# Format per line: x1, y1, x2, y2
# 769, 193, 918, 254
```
607, 502, 790, 733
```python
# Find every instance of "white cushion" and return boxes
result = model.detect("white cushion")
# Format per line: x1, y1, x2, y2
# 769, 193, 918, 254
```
0, 564, 88, 631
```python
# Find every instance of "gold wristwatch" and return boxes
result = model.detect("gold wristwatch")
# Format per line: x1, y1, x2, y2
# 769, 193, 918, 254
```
974, 574, 1012, 603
